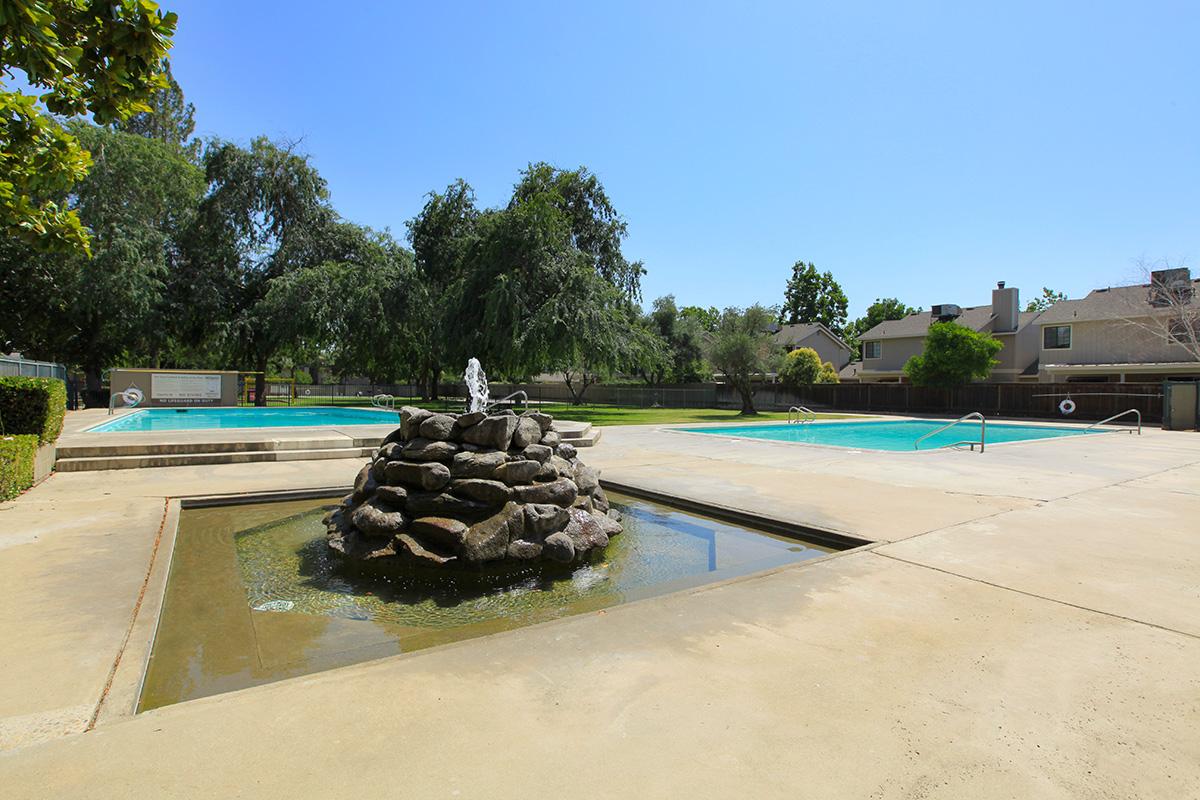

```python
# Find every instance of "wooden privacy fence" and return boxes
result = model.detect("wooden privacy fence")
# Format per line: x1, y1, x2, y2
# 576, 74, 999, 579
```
735, 382, 1164, 422
284, 379, 1164, 422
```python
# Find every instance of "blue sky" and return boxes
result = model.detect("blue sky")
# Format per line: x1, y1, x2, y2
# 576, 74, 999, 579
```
166, 0, 1198, 317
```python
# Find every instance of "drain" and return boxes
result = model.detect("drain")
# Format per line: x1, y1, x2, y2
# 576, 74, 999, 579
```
253, 600, 295, 612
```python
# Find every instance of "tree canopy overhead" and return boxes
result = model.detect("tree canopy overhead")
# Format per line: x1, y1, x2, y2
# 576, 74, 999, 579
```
0, 0, 178, 252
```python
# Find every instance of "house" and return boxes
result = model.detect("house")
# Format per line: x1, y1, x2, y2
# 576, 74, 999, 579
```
1035, 268, 1200, 382
770, 323, 853, 369
857, 282, 1043, 383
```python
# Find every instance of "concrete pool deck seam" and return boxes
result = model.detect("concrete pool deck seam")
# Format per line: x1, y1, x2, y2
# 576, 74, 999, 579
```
86, 496, 171, 731
873, 551, 1200, 641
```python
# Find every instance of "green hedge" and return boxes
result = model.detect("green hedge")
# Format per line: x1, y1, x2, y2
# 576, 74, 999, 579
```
0, 377, 67, 444
0, 434, 37, 501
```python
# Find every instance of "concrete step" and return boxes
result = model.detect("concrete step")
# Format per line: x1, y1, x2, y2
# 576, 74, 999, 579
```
559, 424, 601, 447
55, 446, 374, 472
57, 436, 386, 459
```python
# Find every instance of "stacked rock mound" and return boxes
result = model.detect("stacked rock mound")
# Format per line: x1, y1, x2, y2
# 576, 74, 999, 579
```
324, 406, 621, 569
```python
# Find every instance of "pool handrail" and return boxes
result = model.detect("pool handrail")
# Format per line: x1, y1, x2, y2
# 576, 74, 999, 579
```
1086, 408, 1141, 435
787, 406, 816, 424
914, 411, 986, 452
371, 393, 395, 411
486, 390, 528, 413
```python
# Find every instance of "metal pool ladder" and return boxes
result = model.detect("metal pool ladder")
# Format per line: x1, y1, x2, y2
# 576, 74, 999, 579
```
914, 411, 986, 452
371, 394, 396, 410
486, 390, 528, 413
788, 406, 816, 424
1086, 408, 1141, 435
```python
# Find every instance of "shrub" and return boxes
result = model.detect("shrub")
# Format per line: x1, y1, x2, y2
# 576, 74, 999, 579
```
0, 377, 67, 444
0, 434, 38, 501
817, 361, 840, 384
779, 347, 824, 387
903, 322, 1003, 387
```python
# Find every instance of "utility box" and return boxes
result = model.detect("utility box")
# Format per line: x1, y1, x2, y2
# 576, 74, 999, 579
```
109, 369, 239, 408
1163, 381, 1199, 431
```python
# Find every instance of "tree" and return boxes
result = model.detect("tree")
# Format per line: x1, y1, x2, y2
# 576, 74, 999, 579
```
1117, 259, 1200, 362
260, 224, 416, 383
679, 304, 720, 333
1025, 287, 1067, 313
903, 322, 1003, 387
778, 347, 823, 387
844, 297, 919, 354
0, 122, 203, 395
442, 163, 647, 402
1, 0, 178, 252
406, 179, 479, 398
818, 361, 840, 384
113, 60, 199, 160
638, 295, 709, 385
179, 137, 335, 404
780, 261, 848, 334
704, 305, 778, 415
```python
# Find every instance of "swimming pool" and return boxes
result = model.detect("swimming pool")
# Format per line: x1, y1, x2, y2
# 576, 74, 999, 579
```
679, 419, 1100, 451
89, 406, 402, 433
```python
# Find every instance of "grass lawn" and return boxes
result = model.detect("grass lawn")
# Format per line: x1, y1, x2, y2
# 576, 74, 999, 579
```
529, 404, 857, 426
253, 395, 858, 426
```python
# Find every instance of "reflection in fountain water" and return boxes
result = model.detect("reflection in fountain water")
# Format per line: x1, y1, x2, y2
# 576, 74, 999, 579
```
140, 494, 834, 710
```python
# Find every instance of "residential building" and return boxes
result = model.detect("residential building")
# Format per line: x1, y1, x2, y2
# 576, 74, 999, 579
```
1035, 268, 1200, 382
857, 282, 1043, 383
770, 323, 853, 369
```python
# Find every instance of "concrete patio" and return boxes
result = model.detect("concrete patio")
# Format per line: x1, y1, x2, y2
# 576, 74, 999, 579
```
1, 416, 1197, 798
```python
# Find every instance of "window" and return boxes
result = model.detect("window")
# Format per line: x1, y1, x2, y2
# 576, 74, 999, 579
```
1043, 325, 1071, 349
863, 340, 882, 359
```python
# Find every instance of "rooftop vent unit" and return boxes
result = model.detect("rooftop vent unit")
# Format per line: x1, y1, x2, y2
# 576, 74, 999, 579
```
931, 304, 962, 321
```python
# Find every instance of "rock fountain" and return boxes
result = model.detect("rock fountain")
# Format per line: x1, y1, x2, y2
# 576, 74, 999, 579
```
324, 361, 621, 569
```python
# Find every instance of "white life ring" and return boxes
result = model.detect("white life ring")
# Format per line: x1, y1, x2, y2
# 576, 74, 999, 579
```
121, 387, 145, 408
1059, 398, 1076, 415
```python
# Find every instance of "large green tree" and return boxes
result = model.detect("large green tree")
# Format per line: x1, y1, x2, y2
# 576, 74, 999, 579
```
638, 295, 709, 385
0, 122, 203, 393
113, 60, 198, 159
405, 179, 479, 398
704, 304, 779, 415
903, 322, 1003, 387
0, 0, 178, 252
844, 297, 920, 355
260, 224, 416, 383
179, 137, 336, 404
780, 261, 848, 334
438, 163, 648, 402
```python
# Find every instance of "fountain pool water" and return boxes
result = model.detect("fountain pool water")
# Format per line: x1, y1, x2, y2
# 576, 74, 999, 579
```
138, 493, 835, 710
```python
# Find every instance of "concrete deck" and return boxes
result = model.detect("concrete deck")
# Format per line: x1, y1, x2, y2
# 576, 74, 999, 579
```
1, 415, 1198, 797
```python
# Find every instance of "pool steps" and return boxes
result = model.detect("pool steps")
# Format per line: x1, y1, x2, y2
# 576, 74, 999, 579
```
54, 422, 599, 472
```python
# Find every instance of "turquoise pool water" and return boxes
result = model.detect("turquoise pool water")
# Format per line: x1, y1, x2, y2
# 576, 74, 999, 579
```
680, 419, 1099, 451
90, 406, 401, 432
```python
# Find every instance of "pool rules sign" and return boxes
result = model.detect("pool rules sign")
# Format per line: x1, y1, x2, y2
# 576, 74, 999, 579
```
151, 373, 222, 404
